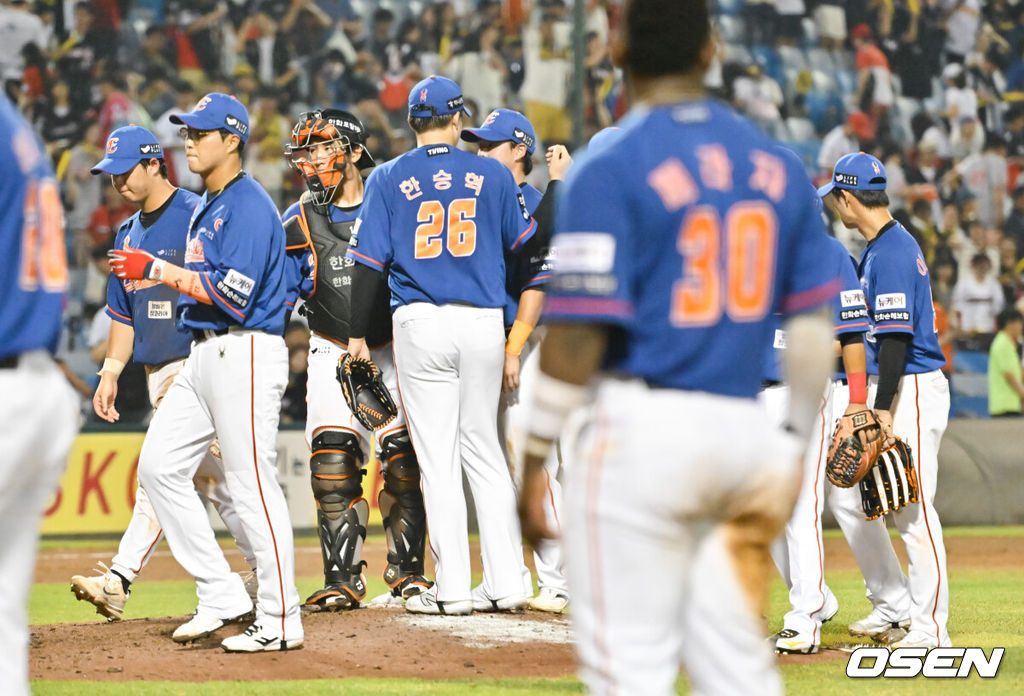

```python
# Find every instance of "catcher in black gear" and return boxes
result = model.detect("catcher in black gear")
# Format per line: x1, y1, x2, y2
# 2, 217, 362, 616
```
282, 109, 431, 611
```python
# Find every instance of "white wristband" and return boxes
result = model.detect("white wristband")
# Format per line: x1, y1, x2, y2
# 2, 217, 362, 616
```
97, 358, 126, 377
527, 371, 589, 442
149, 258, 166, 281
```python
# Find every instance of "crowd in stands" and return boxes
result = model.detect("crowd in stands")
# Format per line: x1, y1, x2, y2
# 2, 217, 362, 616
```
2, 0, 1021, 419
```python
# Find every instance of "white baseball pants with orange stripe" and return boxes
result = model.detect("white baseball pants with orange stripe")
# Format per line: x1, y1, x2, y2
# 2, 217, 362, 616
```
303, 333, 407, 452
110, 358, 255, 583
829, 370, 950, 646
137, 331, 301, 641
392, 303, 528, 604
760, 382, 839, 643
566, 378, 801, 696
0, 352, 78, 696
498, 336, 567, 597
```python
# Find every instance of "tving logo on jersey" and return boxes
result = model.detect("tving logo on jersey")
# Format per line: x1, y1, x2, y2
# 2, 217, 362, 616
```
846, 647, 1004, 679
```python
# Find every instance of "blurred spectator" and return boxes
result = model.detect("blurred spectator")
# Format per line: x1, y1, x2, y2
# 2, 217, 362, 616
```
175, 0, 228, 76
774, 0, 805, 47
954, 133, 1008, 229
949, 115, 983, 161
818, 112, 870, 175
971, 43, 1008, 133
280, 321, 310, 424
732, 63, 783, 123
246, 87, 291, 208
53, 1, 109, 112
136, 25, 178, 87
85, 184, 134, 257
997, 237, 1023, 304
852, 23, 893, 139
445, 23, 506, 118
36, 78, 83, 167
953, 252, 1005, 348
0, 0, 48, 77
583, 29, 613, 130
988, 308, 1024, 416
932, 257, 957, 310
1004, 185, 1024, 258
96, 70, 148, 144
944, 0, 983, 65
152, 83, 203, 192
812, 3, 846, 50
62, 120, 105, 264
942, 62, 978, 121
520, 7, 571, 145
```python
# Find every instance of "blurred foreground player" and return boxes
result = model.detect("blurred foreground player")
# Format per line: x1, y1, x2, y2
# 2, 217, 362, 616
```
0, 95, 78, 696
517, 2, 839, 693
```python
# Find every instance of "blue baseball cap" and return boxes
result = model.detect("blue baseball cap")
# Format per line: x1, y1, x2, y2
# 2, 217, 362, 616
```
91, 125, 163, 175
460, 108, 536, 155
817, 152, 887, 198
408, 75, 472, 118
170, 92, 250, 143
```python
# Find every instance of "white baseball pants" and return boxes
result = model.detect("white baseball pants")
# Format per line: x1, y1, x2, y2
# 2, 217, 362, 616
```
137, 331, 301, 641
498, 335, 567, 596
111, 358, 255, 583
829, 370, 950, 645
0, 352, 78, 696
392, 302, 528, 604
567, 378, 801, 696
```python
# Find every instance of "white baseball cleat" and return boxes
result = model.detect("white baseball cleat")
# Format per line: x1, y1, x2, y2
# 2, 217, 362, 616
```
774, 628, 819, 654
173, 609, 249, 643
405, 587, 472, 615
70, 562, 128, 621
221, 622, 304, 652
849, 610, 910, 643
890, 630, 940, 650
528, 587, 570, 613
470, 584, 530, 613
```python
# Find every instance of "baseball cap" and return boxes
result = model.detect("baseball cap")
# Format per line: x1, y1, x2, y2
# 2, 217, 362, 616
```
170, 92, 250, 143
301, 108, 376, 170
460, 108, 536, 154
408, 75, 472, 118
817, 152, 887, 198
91, 125, 163, 175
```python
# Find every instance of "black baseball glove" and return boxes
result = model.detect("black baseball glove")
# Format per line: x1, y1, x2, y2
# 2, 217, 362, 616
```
336, 353, 398, 431
859, 438, 919, 520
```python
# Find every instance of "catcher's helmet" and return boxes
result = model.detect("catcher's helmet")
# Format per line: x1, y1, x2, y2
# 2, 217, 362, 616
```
286, 108, 375, 207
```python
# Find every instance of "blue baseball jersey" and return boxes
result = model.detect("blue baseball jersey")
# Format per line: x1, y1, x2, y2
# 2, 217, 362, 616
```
178, 173, 289, 334
545, 99, 838, 398
347, 143, 535, 309
762, 236, 869, 383
106, 189, 199, 365
858, 221, 945, 375
0, 96, 67, 358
503, 182, 550, 327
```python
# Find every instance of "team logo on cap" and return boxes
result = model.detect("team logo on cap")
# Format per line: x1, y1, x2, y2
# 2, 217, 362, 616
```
835, 173, 858, 186
513, 128, 534, 149
139, 143, 161, 155
483, 111, 499, 126
106, 138, 119, 154
872, 161, 881, 174
225, 115, 248, 135
194, 96, 212, 111
420, 88, 428, 102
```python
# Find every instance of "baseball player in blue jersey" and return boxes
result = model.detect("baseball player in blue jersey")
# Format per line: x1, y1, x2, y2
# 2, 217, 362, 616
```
346, 75, 536, 615
281, 109, 430, 610
108, 93, 302, 651
0, 95, 78, 696
70, 125, 258, 622
517, 2, 840, 692
761, 232, 871, 654
461, 108, 570, 613
820, 152, 950, 649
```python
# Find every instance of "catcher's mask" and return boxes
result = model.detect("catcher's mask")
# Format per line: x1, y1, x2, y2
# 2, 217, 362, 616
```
287, 108, 375, 207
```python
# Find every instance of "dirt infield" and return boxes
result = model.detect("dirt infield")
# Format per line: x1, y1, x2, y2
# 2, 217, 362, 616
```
30, 534, 1019, 682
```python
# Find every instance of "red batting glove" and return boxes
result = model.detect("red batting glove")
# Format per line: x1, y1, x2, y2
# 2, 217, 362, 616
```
108, 249, 157, 280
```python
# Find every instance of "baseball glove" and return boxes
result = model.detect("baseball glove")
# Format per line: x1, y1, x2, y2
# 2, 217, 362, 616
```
336, 354, 397, 431
859, 438, 918, 520
825, 409, 886, 487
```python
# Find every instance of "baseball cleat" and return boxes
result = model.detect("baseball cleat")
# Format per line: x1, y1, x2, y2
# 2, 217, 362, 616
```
221, 622, 304, 653
367, 590, 406, 607
395, 574, 433, 599
848, 610, 910, 642
70, 562, 128, 621
529, 587, 570, 613
303, 578, 365, 612
889, 630, 940, 650
405, 587, 472, 615
470, 584, 530, 613
172, 610, 249, 643
774, 629, 819, 654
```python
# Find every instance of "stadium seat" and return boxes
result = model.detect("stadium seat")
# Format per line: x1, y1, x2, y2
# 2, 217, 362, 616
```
785, 117, 816, 142
751, 45, 785, 85
718, 16, 745, 44
834, 68, 856, 95
723, 42, 752, 66
811, 70, 836, 94
807, 47, 837, 75
801, 17, 818, 48
805, 91, 845, 134
777, 45, 809, 72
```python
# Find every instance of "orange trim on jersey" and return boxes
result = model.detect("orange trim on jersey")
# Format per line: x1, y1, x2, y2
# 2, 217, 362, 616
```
348, 248, 385, 269
283, 209, 311, 251
131, 530, 164, 575
248, 334, 288, 640
834, 321, 870, 331
509, 219, 536, 251
200, 272, 246, 320
915, 374, 944, 645
106, 305, 133, 325
530, 274, 552, 283
876, 324, 914, 332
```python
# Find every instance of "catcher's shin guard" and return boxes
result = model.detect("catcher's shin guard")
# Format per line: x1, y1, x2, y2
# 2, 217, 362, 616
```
378, 430, 431, 598
308, 430, 368, 608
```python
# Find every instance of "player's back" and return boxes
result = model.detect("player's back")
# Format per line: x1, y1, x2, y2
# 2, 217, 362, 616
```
0, 96, 66, 358
353, 143, 533, 310
548, 99, 834, 398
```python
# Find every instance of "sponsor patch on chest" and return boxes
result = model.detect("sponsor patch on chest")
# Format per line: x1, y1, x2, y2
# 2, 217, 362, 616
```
148, 300, 172, 319
223, 269, 256, 297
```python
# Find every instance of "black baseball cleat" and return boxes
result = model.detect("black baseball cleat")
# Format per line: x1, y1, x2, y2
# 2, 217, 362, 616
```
302, 577, 366, 612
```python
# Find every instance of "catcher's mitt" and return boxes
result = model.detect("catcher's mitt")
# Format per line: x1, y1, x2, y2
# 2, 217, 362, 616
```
825, 409, 886, 487
336, 354, 397, 431
859, 438, 918, 520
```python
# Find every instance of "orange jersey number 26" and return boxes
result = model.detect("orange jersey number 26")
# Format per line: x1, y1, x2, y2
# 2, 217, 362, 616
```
414, 198, 478, 259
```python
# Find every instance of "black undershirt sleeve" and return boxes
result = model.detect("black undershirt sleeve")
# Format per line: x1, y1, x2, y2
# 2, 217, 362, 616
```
874, 333, 912, 411
348, 262, 384, 339
839, 331, 864, 347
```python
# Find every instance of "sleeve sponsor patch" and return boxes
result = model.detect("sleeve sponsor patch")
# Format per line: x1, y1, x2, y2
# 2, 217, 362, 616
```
773, 329, 787, 349
223, 269, 255, 297
148, 301, 172, 319
875, 293, 907, 310
551, 233, 615, 273
874, 310, 910, 322
841, 290, 866, 308
216, 281, 250, 308
840, 308, 869, 321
